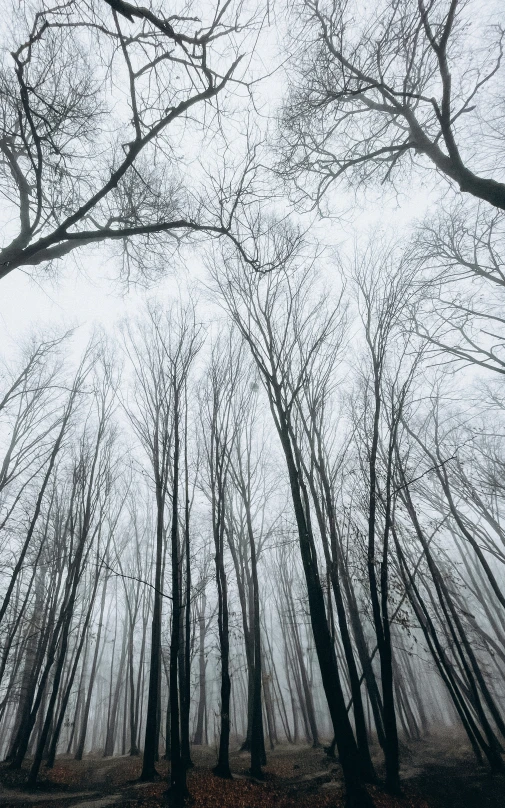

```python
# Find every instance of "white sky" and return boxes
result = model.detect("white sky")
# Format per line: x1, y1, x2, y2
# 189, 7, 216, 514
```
0, 180, 436, 354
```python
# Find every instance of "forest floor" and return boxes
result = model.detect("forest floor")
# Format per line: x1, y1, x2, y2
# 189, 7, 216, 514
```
1, 730, 505, 808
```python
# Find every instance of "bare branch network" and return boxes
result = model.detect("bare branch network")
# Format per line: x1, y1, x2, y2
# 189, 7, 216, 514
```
0, 0, 261, 281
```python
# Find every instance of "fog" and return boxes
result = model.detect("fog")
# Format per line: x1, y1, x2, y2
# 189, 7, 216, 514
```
0, 2, 504, 808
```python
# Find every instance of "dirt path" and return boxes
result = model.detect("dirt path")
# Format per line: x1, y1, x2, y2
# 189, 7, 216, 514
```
0, 784, 99, 804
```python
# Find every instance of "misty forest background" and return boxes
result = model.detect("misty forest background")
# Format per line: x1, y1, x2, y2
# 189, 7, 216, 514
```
1, 1, 505, 807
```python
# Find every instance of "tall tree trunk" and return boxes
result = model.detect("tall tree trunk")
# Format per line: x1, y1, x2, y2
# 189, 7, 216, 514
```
304, 451, 376, 781
168, 386, 187, 804
271, 395, 372, 808
366, 377, 399, 794
213, 532, 232, 778
181, 401, 193, 768
140, 476, 165, 780
248, 505, 266, 777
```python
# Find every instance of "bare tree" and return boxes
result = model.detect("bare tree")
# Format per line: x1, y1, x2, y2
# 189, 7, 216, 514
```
123, 301, 200, 801
0, 333, 70, 540
0, 0, 259, 281
0, 336, 90, 627
391, 407, 505, 770
225, 355, 270, 777
410, 201, 505, 375
280, 0, 505, 210
199, 333, 241, 780
350, 243, 422, 792
212, 232, 375, 807
123, 305, 175, 779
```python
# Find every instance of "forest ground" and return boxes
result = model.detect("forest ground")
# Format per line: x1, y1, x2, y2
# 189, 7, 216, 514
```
1, 730, 504, 808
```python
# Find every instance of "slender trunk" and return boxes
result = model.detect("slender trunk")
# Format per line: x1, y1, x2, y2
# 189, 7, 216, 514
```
306, 456, 376, 780
366, 376, 399, 793
28, 536, 88, 785
127, 607, 139, 755
67, 639, 89, 755
271, 394, 372, 807
284, 583, 319, 746
398, 469, 505, 767
104, 625, 128, 756
140, 475, 164, 780
135, 593, 149, 753
263, 621, 292, 744
75, 575, 109, 760
247, 507, 265, 776
212, 472, 232, 779
169, 387, 187, 803
0, 409, 72, 626
181, 402, 193, 767
46, 571, 100, 767
392, 523, 496, 768
213, 529, 232, 778
193, 592, 207, 745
